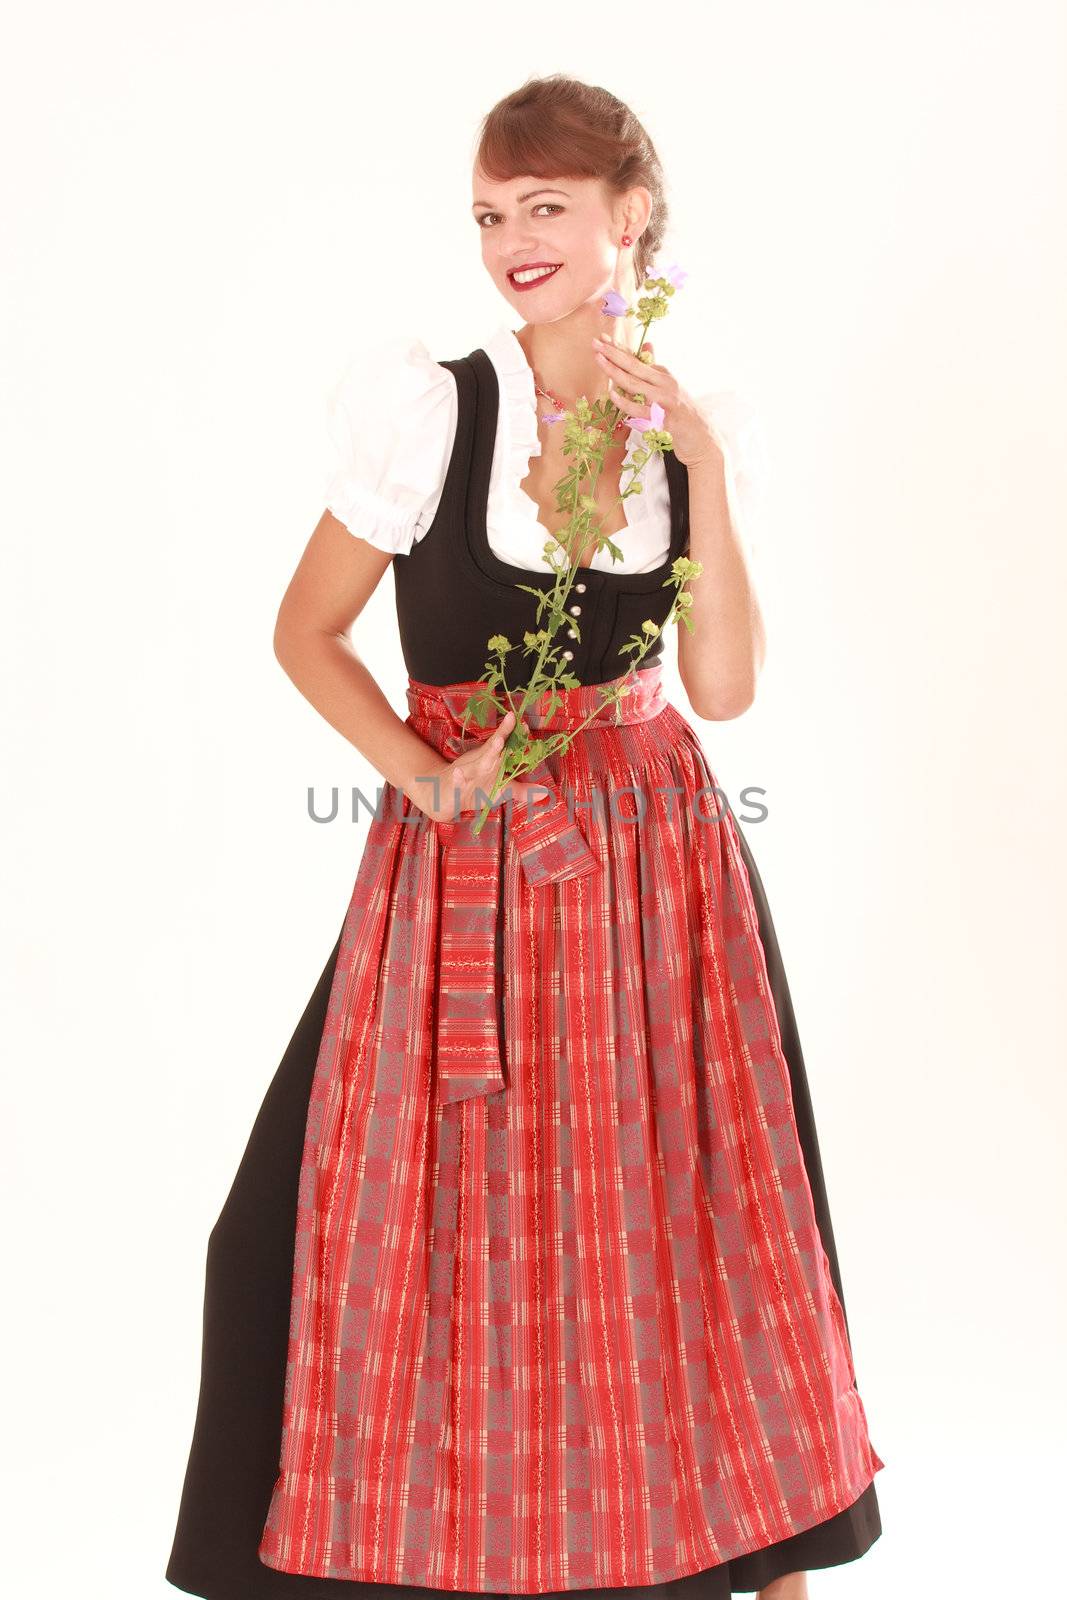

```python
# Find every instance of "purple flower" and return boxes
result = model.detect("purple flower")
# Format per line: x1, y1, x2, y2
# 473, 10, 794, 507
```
647, 261, 687, 289
601, 290, 629, 317
540, 411, 566, 425
627, 400, 667, 434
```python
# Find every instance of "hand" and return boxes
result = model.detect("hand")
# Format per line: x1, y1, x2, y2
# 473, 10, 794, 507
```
591, 335, 723, 470
403, 709, 541, 825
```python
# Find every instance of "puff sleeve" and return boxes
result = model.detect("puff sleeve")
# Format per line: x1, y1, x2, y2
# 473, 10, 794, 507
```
324, 335, 458, 555
693, 388, 771, 569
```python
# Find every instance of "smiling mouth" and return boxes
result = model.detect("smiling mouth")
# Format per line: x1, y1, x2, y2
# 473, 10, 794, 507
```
507, 263, 563, 288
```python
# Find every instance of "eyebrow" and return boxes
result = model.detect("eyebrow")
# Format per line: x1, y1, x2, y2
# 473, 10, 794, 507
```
471, 187, 570, 211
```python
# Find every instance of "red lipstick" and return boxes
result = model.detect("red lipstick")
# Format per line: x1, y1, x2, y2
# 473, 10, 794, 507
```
507, 262, 563, 292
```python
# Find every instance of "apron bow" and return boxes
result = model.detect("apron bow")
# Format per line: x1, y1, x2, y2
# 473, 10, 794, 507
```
404, 665, 666, 1107
434, 767, 598, 1104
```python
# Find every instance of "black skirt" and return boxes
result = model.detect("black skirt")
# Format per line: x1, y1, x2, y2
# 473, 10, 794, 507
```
164, 822, 881, 1600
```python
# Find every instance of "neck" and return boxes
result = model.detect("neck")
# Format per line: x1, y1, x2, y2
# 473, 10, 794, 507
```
514, 290, 641, 414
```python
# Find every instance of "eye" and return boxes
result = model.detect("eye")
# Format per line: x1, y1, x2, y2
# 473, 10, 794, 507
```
476, 203, 564, 229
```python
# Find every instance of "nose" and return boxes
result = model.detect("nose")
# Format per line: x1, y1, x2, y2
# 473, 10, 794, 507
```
496, 228, 541, 265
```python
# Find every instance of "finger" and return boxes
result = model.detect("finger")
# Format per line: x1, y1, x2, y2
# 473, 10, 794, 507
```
484, 710, 514, 751
489, 779, 530, 814
607, 379, 642, 412
597, 356, 659, 406
593, 336, 660, 376
483, 775, 523, 813
593, 342, 637, 376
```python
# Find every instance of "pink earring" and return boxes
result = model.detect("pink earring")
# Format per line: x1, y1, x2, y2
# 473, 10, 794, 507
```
621, 234, 632, 246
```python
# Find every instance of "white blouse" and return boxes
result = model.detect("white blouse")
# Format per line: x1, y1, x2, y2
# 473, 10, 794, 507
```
324, 323, 769, 575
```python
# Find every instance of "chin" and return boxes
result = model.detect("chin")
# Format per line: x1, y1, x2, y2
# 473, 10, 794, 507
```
504, 293, 601, 326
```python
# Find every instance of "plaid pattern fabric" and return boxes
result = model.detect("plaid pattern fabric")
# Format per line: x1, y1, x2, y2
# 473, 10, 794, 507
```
429, 667, 666, 1104
258, 664, 884, 1591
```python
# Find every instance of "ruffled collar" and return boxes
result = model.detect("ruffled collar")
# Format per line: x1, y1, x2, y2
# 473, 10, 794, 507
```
481, 323, 654, 541
482, 323, 543, 469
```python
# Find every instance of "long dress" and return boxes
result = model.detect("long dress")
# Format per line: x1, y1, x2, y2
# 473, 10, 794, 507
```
165, 343, 884, 1600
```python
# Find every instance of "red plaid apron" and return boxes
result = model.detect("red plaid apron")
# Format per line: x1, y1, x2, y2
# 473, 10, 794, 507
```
259, 661, 884, 1591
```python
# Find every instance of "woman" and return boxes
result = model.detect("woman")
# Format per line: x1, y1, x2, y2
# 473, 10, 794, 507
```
165, 75, 884, 1600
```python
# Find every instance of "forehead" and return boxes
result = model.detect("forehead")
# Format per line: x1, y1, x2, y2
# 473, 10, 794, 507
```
470, 170, 595, 205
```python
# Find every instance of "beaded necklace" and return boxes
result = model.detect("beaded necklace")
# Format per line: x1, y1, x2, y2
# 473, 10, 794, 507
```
532, 379, 630, 435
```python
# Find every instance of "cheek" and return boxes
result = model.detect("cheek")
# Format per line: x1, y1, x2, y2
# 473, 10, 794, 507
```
569, 229, 604, 265
590, 235, 621, 281
578, 259, 619, 303
563, 233, 615, 284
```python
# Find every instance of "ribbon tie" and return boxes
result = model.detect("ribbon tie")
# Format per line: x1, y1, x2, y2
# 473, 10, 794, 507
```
433, 765, 598, 1104
405, 666, 666, 1106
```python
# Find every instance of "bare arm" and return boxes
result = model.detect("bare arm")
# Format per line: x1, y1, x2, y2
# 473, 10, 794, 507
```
587, 337, 766, 722
676, 447, 767, 721
272, 511, 524, 821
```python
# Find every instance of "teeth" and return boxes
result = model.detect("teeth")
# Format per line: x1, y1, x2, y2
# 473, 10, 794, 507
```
512, 265, 560, 284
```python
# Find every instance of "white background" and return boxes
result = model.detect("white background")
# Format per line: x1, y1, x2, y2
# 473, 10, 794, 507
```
3, 3, 1064, 1596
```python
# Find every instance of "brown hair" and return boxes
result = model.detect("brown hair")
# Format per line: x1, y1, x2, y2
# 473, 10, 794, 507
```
474, 74, 669, 286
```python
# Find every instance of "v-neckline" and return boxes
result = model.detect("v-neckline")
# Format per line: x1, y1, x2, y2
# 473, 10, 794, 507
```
464, 348, 689, 596
494, 326, 648, 566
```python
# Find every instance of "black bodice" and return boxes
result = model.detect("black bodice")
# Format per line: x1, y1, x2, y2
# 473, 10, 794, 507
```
390, 346, 691, 690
